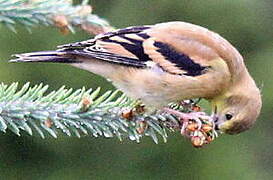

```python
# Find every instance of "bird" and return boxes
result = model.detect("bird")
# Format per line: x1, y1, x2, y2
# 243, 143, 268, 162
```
10, 21, 262, 135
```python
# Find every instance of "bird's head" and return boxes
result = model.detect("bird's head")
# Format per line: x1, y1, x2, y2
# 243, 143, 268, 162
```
212, 78, 262, 134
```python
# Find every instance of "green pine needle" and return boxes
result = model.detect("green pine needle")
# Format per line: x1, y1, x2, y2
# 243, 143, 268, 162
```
0, 83, 186, 143
0, 0, 112, 33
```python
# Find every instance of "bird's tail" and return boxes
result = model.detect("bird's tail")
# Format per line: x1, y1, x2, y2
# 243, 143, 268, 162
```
10, 51, 79, 63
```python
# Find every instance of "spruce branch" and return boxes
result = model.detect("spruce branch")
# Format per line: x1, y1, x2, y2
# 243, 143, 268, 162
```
0, 0, 113, 34
0, 83, 180, 143
0, 83, 218, 146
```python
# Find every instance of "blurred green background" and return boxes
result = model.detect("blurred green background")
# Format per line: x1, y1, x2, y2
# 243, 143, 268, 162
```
1, 0, 273, 179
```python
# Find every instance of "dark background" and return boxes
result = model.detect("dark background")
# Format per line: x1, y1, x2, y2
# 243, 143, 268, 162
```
0, 0, 273, 179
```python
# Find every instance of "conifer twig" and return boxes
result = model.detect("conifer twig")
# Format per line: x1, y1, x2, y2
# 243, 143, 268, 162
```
0, 83, 218, 146
0, 0, 113, 34
0, 83, 181, 143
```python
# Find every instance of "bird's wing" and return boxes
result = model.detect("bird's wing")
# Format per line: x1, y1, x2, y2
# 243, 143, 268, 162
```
58, 26, 152, 68
13, 22, 221, 77
58, 24, 215, 77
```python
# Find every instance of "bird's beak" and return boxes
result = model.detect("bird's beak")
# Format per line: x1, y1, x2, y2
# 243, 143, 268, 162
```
214, 115, 227, 132
212, 105, 221, 130
211, 104, 230, 132
212, 114, 220, 130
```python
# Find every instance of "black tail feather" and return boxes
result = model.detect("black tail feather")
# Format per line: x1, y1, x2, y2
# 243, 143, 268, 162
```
10, 51, 79, 63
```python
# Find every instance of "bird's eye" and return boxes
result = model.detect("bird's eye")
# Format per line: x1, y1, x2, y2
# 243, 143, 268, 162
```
225, 114, 233, 120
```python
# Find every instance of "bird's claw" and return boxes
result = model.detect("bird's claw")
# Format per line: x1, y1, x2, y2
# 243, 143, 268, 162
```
163, 108, 205, 132
163, 107, 217, 148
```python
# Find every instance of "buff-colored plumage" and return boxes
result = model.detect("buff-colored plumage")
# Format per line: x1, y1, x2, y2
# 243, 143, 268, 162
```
11, 21, 262, 134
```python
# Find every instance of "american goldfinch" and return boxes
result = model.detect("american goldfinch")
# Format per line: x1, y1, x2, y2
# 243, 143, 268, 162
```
11, 21, 262, 135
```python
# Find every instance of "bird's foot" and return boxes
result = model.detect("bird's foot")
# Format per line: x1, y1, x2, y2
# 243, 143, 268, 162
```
163, 108, 206, 134
163, 107, 217, 148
